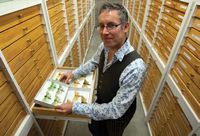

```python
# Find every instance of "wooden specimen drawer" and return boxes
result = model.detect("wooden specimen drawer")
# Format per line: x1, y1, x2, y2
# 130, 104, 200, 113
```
187, 28, 200, 45
47, 0, 61, 9
0, 71, 6, 86
195, 6, 200, 18
177, 55, 200, 88
48, 3, 63, 18
0, 5, 40, 32
164, 0, 188, 13
162, 13, 181, 31
158, 25, 175, 47
180, 46, 200, 74
192, 17, 200, 32
49, 11, 64, 27
8, 32, 47, 74
0, 15, 42, 50
184, 37, 200, 60
163, 6, 184, 22
32, 67, 96, 122
160, 19, 178, 37
172, 63, 200, 103
2, 25, 45, 62
171, 70, 200, 118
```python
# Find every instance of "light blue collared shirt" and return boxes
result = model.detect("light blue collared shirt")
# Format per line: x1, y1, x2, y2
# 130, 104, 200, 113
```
72, 39, 146, 121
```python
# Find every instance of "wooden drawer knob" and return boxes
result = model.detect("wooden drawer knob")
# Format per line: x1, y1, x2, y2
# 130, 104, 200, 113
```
18, 13, 23, 18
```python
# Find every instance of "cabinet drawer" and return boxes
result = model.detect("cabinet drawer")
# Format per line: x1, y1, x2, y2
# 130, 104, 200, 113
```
163, 6, 184, 21
173, 63, 200, 103
192, 17, 200, 31
0, 5, 40, 32
158, 25, 175, 47
173, 1, 188, 13
47, 0, 61, 9
187, 28, 200, 45
0, 15, 42, 50
184, 37, 200, 60
160, 19, 178, 37
171, 70, 200, 118
195, 6, 200, 18
0, 71, 7, 86
177, 55, 200, 89
2, 25, 45, 62
0, 103, 26, 136
48, 3, 63, 18
180, 47, 200, 74
0, 82, 12, 105
162, 13, 181, 31
8, 33, 47, 74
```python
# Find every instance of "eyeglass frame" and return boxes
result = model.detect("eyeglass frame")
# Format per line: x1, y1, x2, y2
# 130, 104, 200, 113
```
96, 23, 124, 32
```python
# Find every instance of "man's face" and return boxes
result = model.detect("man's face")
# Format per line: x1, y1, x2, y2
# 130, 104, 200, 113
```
98, 10, 129, 50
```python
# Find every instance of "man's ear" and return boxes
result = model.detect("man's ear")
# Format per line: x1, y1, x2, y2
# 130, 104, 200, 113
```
124, 22, 130, 32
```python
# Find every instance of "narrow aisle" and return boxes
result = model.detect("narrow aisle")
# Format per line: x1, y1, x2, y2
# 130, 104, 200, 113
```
65, 30, 149, 136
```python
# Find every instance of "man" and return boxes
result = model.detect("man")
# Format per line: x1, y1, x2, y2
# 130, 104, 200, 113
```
56, 2, 146, 136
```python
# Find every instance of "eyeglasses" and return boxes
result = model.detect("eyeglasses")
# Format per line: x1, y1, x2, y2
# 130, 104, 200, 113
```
96, 23, 122, 32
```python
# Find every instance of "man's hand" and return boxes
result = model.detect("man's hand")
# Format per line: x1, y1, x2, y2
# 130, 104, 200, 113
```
60, 71, 74, 84
55, 101, 73, 114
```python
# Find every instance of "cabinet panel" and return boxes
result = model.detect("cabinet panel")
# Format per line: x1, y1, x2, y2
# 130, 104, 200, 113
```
0, 5, 40, 32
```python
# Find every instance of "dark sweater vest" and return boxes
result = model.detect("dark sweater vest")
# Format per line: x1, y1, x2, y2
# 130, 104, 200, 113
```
96, 49, 141, 120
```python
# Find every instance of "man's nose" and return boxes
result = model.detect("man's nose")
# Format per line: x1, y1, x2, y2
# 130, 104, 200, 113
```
102, 26, 109, 34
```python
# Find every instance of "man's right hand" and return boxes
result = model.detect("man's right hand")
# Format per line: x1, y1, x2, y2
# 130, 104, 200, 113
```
60, 70, 74, 84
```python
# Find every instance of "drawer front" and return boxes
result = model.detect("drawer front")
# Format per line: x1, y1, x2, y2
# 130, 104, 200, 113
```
187, 28, 200, 45
0, 15, 42, 50
195, 6, 200, 18
192, 17, 200, 31
177, 55, 200, 89
48, 3, 63, 18
171, 70, 200, 118
8, 32, 47, 74
173, 63, 200, 102
158, 25, 175, 47
2, 25, 45, 62
163, 6, 184, 22
162, 13, 181, 31
0, 83, 12, 105
180, 47, 200, 74
184, 37, 200, 60
0, 71, 7, 86
160, 19, 178, 37
0, 5, 40, 32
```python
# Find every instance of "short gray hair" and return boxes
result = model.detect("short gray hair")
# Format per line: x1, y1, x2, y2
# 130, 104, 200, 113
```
98, 2, 128, 24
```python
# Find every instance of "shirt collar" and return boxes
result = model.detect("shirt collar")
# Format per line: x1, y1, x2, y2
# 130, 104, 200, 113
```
104, 39, 134, 62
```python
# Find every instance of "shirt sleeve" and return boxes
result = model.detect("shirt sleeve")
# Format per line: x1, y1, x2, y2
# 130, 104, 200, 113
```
72, 43, 104, 79
72, 58, 146, 120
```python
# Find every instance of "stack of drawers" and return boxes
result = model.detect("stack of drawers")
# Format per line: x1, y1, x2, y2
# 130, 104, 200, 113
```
0, 5, 54, 105
127, 0, 134, 16
145, 0, 162, 42
129, 23, 135, 47
77, 0, 82, 25
0, 70, 27, 135
139, 40, 149, 63
65, 0, 76, 38
71, 40, 80, 67
140, 56, 162, 110
82, 0, 87, 18
80, 30, 86, 60
170, 5, 200, 119
137, 0, 146, 28
149, 84, 192, 136
133, 0, 140, 20
47, 0, 68, 57
63, 54, 72, 67
133, 29, 140, 50
154, 0, 188, 64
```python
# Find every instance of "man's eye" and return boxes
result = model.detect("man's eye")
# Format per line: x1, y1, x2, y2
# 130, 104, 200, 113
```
107, 24, 115, 28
